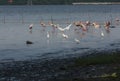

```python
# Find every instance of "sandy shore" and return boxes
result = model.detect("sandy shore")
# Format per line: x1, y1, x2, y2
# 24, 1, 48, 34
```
0, 48, 120, 81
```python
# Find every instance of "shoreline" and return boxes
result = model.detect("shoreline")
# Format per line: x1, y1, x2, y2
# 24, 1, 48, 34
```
72, 2, 120, 5
0, 2, 120, 5
0, 48, 120, 81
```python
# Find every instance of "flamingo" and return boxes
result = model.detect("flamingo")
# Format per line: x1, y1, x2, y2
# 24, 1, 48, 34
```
63, 23, 72, 30
115, 18, 120, 25
57, 26, 65, 32
74, 21, 88, 31
92, 22, 100, 28
47, 32, 50, 39
48, 22, 59, 33
104, 21, 110, 29
85, 21, 91, 26
49, 22, 58, 28
79, 22, 87, 31
40, 21, 46, 27
74, 38, 80, 44
101, 30, 104, 37
57, 23, 72, 32
74, 21, 81, 27
115, 18, 120, 22
29, 24, 33, 32
62, 33, 68, 39
40, 21, 46, 31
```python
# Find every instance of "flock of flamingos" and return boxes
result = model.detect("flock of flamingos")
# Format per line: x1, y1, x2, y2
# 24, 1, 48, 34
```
26, 18, 120, 44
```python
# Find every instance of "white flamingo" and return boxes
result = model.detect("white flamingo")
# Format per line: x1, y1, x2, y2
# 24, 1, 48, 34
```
57, 23, 72, 32
74, 38, 80, 44
101, 30, 104, 37
47, 32, 50, 38
62, 33, 68, 39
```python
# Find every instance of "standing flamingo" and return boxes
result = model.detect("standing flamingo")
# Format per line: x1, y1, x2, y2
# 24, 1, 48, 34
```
29, 24, 33, 33
74, 38, 80, 44
62, 33, 68, 39
92, 22, 100, 29
47, 32, 50, 39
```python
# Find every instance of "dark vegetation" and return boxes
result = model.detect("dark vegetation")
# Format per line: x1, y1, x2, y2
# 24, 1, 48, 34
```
0, 0, 120, 5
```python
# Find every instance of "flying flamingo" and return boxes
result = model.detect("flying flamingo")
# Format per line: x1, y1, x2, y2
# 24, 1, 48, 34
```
57, 23, 72, 32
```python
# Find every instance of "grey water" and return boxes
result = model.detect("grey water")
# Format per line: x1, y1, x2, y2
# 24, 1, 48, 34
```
0, 5, 120, 61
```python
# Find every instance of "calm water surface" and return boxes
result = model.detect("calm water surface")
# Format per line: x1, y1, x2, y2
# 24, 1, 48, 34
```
0, 5, 120, 61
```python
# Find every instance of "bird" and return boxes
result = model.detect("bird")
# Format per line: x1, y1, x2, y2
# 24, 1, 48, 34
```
85, 21, 91, 26
47, 32, 50, 38
74, 38, 80, 44
29, 24, 33, 32
92, 22, 100, 29
57, 23, 72, 32
48, 22, 58, 28
49, 23, 59, 33
74, 21, 81, 27
101, 30, 104, 37
26, 40, 33, 44
63, 23, 72, 30
79, 22, 87, 31
40, 21, 46, 27
74, 21, 87, 31
57, 26, 65, 32
29, 24, 33, 29
104, 21, 110, 30
62, 33, 68, 39
115, 18, 120, 22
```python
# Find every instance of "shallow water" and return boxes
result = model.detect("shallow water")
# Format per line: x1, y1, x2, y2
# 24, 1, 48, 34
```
0, 5, 120, 61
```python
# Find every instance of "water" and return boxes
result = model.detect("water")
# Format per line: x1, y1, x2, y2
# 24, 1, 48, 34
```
0, 5, 120, 61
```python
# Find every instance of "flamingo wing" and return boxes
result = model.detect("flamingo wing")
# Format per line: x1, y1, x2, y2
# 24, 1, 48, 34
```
64, 23, 72, 30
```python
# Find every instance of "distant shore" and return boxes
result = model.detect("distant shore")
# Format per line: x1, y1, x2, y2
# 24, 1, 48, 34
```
0, 2, 120, 5
72, 2, 120, 5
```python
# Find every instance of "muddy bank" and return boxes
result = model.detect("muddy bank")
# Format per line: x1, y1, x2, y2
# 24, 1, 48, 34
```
0, 49, 120, 81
